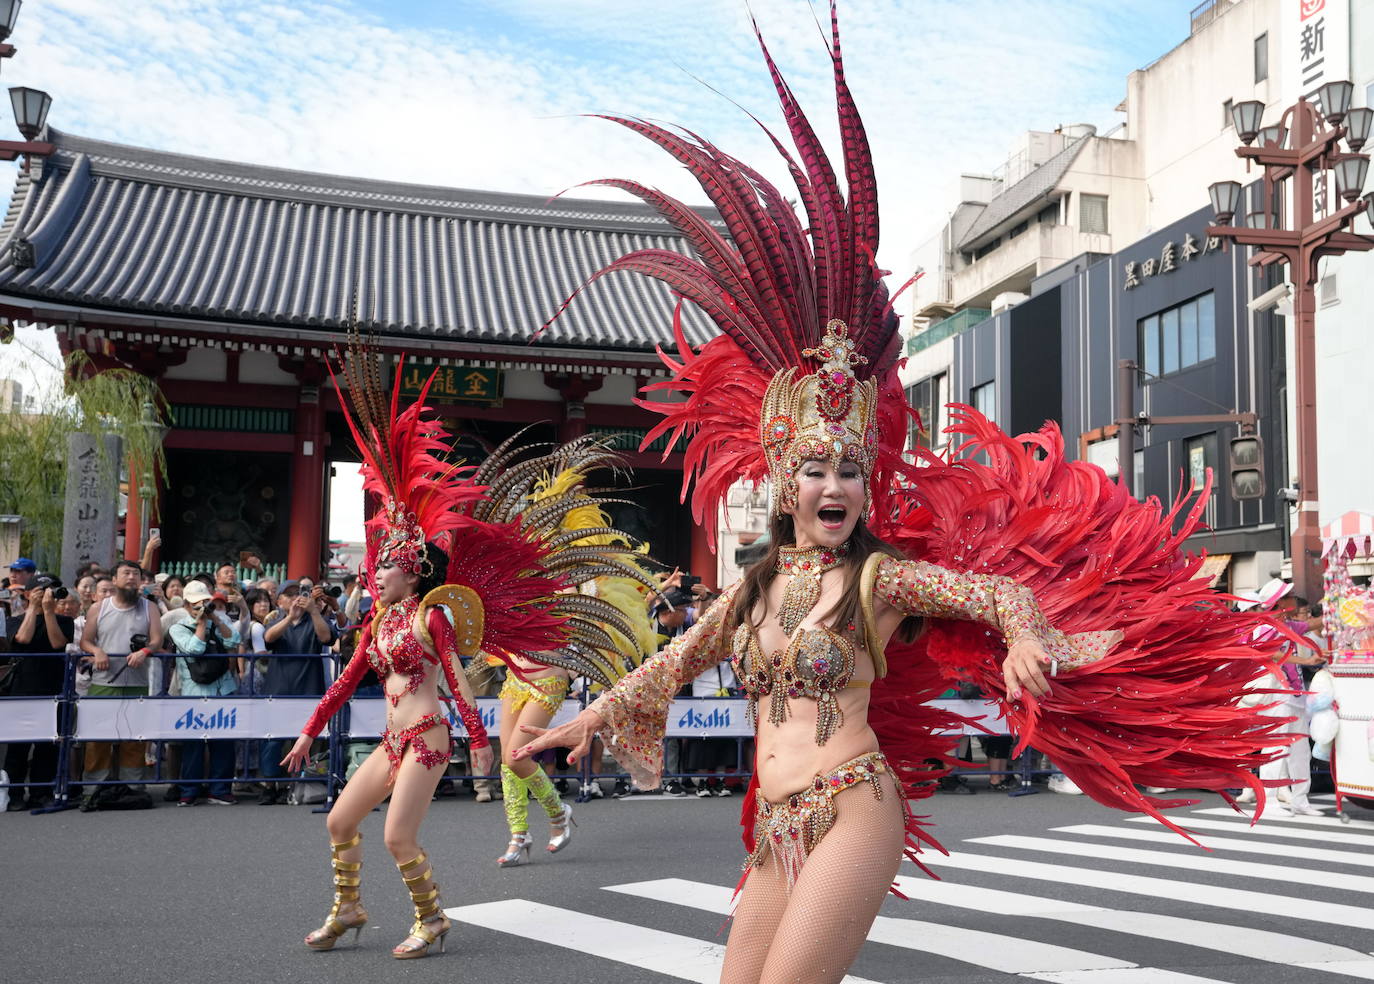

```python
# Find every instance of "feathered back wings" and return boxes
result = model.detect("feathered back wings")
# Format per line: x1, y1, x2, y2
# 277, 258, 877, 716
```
449, 432, 663, 686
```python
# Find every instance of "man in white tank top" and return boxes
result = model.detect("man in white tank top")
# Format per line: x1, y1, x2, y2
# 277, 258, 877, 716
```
79, 559, 164, 800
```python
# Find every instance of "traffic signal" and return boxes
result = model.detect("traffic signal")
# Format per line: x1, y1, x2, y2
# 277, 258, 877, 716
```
1229, 434, 1264, 500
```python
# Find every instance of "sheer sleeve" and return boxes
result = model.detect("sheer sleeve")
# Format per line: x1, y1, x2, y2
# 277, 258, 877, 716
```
588, 583, 739, 789
867, 556, 1119, 672
299, 623, 375, 739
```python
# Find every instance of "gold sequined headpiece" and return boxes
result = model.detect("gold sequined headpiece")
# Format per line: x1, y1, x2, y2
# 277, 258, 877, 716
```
760, 319, 879, 517
376, 497, 431, 577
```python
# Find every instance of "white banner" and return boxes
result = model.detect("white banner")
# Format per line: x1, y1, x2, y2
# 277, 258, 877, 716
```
66, 695, 1009, 742
932, 698, 1010, 736
74, 696, 321, 740
0, 697, 61, 741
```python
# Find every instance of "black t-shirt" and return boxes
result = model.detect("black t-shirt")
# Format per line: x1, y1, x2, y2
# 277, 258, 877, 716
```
3, 613, 74, 695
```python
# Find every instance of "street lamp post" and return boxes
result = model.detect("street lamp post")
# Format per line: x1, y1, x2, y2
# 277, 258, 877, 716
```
1206, 83, 1374, 602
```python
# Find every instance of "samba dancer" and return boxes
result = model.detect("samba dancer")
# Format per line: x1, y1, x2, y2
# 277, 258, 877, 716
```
286, 342, 659, 959
517, 7, 1299, 982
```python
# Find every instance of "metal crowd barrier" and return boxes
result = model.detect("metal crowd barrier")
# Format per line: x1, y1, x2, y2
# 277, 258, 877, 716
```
3, 654, 1326, 812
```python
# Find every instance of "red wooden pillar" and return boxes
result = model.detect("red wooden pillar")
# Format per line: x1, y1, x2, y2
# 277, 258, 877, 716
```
546, 371, 603, 443
123, 461, 143, 562
689, 518, 718, 591
286, 382, 327, 580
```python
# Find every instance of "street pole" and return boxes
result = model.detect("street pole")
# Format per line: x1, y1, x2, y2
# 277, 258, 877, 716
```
1206, 88, 1374, 602
1116, 359, 1136, 494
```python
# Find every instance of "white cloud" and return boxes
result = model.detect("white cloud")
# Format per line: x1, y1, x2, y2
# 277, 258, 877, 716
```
11, 0, 1182, 314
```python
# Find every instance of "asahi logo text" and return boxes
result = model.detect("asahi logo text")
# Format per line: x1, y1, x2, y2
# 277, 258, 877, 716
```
174, 707, 239, 732
677, 707, 732, 730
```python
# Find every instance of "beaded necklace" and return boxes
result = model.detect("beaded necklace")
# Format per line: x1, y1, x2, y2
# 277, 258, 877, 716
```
774, 543, 848, 635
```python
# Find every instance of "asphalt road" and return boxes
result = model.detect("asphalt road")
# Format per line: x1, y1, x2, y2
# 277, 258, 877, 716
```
4, 781, 1372, 984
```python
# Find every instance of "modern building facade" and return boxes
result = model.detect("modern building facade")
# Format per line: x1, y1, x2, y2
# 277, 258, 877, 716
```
903, 0, 1372, 591
949, 201, 1287, 591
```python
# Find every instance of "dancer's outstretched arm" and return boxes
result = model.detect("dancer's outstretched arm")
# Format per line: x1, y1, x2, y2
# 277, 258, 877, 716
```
514, 583, 739, 788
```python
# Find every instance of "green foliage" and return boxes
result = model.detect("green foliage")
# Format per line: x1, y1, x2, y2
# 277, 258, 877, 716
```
0, 339, 168, 565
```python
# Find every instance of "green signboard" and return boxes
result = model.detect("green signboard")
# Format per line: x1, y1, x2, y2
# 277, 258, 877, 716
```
398, 364, 503, 405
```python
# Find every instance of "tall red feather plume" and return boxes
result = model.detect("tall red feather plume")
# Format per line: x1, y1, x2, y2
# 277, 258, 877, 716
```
328, 356, 486, 592
542, 1, 904, 536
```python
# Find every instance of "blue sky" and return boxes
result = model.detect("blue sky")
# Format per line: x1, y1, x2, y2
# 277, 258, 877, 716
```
6, 0, 1201, 398
3, 0, 1205, 540
9, 0, 1203, 269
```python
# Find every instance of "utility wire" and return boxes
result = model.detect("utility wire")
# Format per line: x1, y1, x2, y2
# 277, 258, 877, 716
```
1129, 364, 1242, 417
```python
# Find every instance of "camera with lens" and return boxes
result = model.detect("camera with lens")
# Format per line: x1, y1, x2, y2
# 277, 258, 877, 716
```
129, 632, 149, 652
31, 574, 69, 600
323, 584, 343, 599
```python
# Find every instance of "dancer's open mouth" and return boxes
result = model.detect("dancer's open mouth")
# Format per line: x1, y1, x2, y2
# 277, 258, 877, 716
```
818, 505, 847, 529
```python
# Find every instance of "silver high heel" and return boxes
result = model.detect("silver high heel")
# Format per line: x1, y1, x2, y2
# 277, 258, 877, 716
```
547, 803, 577, 854
497, 833, 533, 867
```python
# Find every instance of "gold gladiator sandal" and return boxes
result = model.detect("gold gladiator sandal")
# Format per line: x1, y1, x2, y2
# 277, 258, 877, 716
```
305, 832, 368, 950
393, 851, 450, 959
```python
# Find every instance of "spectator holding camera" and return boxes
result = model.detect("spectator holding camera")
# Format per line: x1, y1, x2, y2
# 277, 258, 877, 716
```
3, 576, 73, 810
6, 557, 36, 616
168, 581, 242, 805
257, 578, 339, 804
78, 559, 164, 806
214, 561, 246, 608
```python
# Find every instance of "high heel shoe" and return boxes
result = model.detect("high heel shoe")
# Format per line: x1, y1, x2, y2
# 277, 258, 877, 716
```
305, 832, 369, 950
547, 803, 577, 854
497, 832, 533, 867
393, 851, 450, 959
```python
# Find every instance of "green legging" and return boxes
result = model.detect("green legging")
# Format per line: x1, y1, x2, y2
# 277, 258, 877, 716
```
501, 764, 563, 834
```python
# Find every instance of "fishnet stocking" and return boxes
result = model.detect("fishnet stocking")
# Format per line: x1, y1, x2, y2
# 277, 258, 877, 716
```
720, 773, 904, 984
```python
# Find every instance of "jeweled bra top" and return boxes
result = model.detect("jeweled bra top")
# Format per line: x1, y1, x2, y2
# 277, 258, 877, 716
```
728, 544, 871, 746
370, 594, 430, 707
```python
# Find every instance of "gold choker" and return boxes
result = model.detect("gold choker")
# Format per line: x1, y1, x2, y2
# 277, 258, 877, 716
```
775, 544, 848, 635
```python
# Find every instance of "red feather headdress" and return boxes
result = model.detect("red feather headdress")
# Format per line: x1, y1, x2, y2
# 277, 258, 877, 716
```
541, 2, 915, 543
332, 341, 654, 686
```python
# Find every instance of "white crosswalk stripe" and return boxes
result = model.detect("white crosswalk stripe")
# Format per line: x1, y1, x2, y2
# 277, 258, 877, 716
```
1192, 805, 1374, 830
1051, 822, 1374, 867
967, 833, 1374, 894
923, 850, 1374, 929
443, 898, 880, 984
1123, 813, 1374, 846
444, 801, 1374, 983
607, 878, 1139, 976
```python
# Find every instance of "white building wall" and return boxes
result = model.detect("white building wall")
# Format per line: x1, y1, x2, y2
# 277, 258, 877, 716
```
1301, 0, 1374, 530
1124, 0, 1284, 234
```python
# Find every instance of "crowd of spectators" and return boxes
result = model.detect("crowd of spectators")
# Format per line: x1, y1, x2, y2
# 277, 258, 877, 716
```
14, 549, 1259, 813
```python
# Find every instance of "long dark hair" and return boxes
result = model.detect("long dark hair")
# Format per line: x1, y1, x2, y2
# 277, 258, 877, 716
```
417, 543, 450, 599
727, 513, 921, 649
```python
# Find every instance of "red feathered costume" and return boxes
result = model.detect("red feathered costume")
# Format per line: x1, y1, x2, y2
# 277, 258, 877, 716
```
543, 3, 1301, 900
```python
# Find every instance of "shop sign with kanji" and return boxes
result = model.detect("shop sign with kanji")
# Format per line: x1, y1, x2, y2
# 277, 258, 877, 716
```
1122, 231, 1221, 290
398, 364, 504, 405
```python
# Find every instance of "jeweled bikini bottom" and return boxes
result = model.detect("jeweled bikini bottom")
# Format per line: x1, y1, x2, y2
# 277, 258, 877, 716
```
746, 750, 889, 890
381, 712, 450, 782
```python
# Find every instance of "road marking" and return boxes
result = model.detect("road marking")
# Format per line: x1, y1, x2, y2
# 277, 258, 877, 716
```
606, 878, 1136, 975
447, 898, 889, 983
890, 875, 1371, 967
1052, 823, 1374, 867
1191, 805, 1374, 830
924, 851, 1374, 930
1125, 814, 1374, 847
1023, 971, 1234, 984
967, 834, 1374, 894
